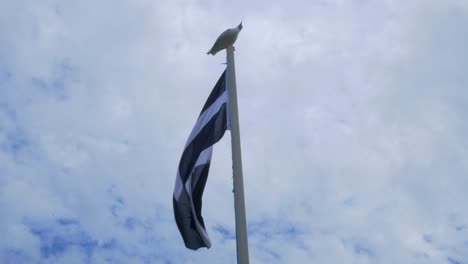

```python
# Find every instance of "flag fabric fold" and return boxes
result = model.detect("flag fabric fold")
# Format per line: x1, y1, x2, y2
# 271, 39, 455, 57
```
173, 70, 229, 250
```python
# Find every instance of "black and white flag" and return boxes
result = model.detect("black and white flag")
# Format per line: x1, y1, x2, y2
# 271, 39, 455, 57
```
173, 70, 230, 250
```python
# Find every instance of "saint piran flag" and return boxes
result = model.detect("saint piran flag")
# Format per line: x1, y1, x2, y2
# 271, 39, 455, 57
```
173, 70, 230, 250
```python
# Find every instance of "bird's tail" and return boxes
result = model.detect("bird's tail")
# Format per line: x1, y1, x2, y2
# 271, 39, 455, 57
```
207, 49, 217, 55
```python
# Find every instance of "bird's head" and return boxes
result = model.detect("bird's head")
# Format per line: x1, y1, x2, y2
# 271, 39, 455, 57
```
237, 22, 243, 31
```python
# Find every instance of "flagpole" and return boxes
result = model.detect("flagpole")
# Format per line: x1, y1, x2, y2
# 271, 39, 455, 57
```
226, 45, 250, 264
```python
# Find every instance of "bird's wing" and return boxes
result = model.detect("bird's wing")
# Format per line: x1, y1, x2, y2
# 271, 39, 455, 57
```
207, 29, 233, 55
207, 41, 223, 55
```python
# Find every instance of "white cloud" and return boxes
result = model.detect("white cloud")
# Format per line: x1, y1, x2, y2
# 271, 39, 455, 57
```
1, 0, 467, 263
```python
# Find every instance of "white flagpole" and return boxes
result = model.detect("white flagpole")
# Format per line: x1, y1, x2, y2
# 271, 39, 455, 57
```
226, 45, 250, 264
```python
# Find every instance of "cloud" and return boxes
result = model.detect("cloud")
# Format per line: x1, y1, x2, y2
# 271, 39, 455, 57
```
1, 0, 468, 263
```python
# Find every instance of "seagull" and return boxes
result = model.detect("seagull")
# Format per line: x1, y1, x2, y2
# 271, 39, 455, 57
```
207, 22, 243, 56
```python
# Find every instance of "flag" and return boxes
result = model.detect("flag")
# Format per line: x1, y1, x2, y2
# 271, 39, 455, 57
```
173, 70, 229, 250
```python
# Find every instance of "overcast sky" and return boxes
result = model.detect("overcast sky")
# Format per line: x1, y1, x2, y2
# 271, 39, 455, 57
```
1, 0, 468, 263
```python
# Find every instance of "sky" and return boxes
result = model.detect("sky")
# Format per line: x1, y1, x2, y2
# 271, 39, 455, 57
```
1, 0, 468, 263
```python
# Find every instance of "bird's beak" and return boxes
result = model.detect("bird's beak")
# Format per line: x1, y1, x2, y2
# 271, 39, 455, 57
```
238, 22, 243, 30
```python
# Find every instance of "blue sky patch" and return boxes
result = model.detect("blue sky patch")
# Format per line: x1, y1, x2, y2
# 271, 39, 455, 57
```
100, 238, 117, 250
423, 234, 433, 243
0, 67, 12, 85
30, 60, 79, 100
1, 70, 12, 80
353, 244, 374, 257
1, 249, 32, 264
56, 217, 80, 226
26, 218, 98, 260
248, 219, 303, 242
1, 126, 29, 159
448, 257, 461, 264
213, 224, 235, 240
0, 103, 16, 120
124, 217, 139, 231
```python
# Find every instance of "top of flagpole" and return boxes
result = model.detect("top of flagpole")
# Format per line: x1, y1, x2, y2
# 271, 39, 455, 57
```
206, 22, 243, 56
